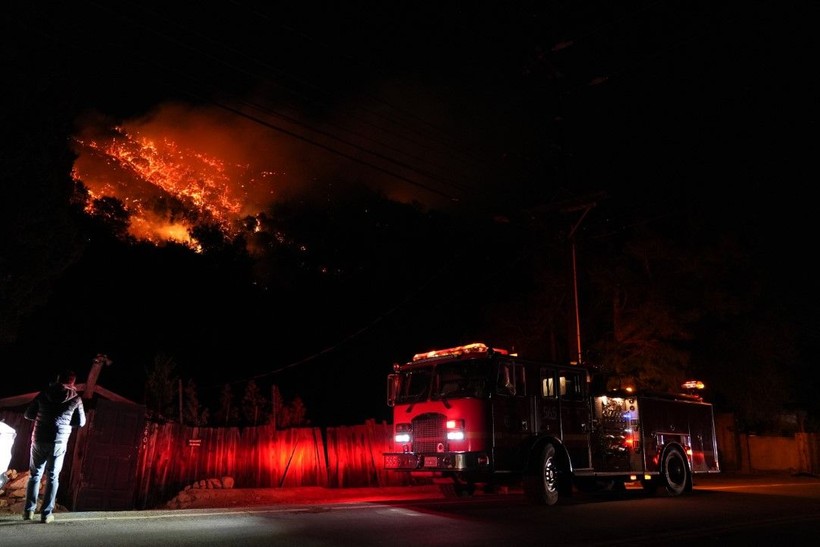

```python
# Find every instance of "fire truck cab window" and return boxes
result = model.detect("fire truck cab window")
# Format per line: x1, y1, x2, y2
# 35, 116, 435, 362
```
498, 362, 525, 396
542, 371, 557, 398
559, 372, 584, 400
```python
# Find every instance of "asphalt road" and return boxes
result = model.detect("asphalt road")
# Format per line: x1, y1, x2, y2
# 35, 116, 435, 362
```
161, 471, 816, 508
1, 472, 818, 546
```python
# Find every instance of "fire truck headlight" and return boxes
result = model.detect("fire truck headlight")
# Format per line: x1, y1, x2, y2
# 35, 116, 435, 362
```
445, 419, 465, 440
395, 423, 412, 444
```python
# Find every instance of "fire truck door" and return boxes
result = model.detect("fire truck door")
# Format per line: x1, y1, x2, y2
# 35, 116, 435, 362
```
558, 370, 591, 469
492, 361, 531, 471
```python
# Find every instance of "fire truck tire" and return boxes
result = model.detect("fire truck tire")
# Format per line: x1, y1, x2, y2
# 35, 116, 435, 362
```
660, 448, 689, 496
523, 443, 560, 505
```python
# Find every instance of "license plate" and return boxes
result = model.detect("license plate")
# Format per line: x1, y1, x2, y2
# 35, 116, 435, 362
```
424, 456, 438, 467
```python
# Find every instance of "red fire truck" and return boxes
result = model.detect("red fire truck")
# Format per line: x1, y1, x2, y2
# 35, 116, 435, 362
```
384, 342, 720, 505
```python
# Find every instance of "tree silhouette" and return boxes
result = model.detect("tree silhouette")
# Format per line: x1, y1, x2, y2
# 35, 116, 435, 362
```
271, 385, 310, 429
86, 195, 133, 242
144, 353, 178, 421
182, 378, 209, 426
286, 395, 309, 428
241, 379, 269, 426
215, 383, 240, 426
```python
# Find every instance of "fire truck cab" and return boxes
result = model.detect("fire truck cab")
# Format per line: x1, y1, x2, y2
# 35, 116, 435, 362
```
384, 343, 720, 505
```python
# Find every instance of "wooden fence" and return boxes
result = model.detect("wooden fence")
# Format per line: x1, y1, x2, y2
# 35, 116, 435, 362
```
134, 418, 407, 508
4, 407, 820, 510
0, 408, 407, 509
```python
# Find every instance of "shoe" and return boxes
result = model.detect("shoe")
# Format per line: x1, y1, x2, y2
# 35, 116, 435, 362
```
23, 510, 34, 520
41, 514, 54, 524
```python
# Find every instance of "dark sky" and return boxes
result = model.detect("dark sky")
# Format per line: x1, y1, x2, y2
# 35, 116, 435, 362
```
3, 1, 817, 425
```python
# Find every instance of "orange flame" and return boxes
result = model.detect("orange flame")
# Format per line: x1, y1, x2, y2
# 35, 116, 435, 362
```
70, 106, 286, 250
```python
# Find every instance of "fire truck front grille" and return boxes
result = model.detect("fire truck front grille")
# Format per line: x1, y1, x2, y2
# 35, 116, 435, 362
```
412, 413, 446, 453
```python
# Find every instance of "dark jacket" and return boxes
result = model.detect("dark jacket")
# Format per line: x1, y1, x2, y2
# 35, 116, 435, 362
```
24, 382, 86, 444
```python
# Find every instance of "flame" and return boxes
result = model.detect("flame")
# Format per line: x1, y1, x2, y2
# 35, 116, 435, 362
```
70, 105, 287, 250
69, 101, 442, 262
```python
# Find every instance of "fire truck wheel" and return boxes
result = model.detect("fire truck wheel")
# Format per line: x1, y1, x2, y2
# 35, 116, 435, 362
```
661, 448, 689, 496
523, 443, 560, 505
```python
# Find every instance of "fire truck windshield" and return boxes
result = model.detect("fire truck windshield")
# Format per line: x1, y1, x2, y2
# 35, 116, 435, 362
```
430, 361, 492, 400
393, 369, 434, 404
392, 360, 494, 405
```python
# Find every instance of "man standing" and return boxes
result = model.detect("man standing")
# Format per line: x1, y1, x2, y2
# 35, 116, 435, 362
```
23, 369, 86, 523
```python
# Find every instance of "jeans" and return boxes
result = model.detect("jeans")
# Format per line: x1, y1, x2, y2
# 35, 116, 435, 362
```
25, 441, 67, 517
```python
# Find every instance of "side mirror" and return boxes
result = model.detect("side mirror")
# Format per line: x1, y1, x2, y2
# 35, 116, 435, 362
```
387, 373, 399, 407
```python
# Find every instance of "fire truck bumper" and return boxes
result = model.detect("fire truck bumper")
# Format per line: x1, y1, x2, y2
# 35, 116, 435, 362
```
384, 453, 422, 469
384, 452, 490, 471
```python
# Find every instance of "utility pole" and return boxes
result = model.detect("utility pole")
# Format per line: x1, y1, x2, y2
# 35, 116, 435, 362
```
531, 191, 605, 367
567, 203, 594, 365
535, 39, 604, 366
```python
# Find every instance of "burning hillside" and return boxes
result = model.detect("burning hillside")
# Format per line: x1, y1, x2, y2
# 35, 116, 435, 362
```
70, 105, 295, 250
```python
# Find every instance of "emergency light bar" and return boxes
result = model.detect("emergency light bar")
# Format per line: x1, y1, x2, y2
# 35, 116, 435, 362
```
412, 342, 509, 362
681, 380, 705, 390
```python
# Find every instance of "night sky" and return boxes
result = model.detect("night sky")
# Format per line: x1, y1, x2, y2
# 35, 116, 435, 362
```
2, 1, 817, 427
